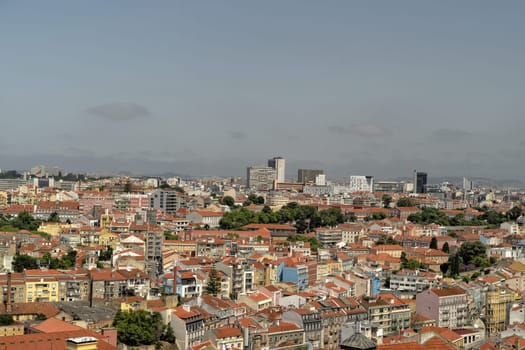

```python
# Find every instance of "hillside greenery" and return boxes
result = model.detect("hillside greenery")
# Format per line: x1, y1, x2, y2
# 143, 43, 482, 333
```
219, 202, 349, 232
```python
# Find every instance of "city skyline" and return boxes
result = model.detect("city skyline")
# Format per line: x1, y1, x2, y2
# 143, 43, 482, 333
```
2, 1, 525, 180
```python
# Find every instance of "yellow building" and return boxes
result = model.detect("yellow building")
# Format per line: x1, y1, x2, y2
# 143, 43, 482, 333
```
99, 229, 119, 250
326, 259, 341, 274
264, 263, 279, 285
163, 240, 197, 255
0, 191, 8, 209
25, 277, 59, 302
485, 286, 520, 337
0, 324, 24, 336
120, 297, 147, 312
38, 222, 77, 236
99, 212, 112, 229
252, 262, 266, 288
317, 261, 329, 282
66, 337, 99, 350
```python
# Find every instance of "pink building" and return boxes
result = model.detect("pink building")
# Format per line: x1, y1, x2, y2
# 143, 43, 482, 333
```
416, 287, 468, 329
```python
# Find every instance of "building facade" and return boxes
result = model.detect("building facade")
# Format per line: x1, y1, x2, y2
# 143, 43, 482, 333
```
268, 157, 285, 183
246, 166, 276, 191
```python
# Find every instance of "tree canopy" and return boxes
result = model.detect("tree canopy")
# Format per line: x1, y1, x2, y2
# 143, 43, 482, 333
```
407, 207, 508, 227
0, 212, 42, 232
205, 264, 221, 296
37, 250, 78, 270
219, 202, 347, 233
288, 234, 321, 251
113, 310, 172, 347
220, 196, 235, 207
0, 314, 14, 326
12, 254, 38, 272
47, 212, 61, 223
396, 198, 415, 207
458, 241, 488, 266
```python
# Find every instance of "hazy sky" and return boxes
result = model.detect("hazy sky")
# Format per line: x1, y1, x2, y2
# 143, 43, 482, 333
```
2, 1, 525, 180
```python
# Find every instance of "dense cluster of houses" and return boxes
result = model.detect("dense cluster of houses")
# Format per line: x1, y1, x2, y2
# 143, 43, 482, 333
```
0, 176, 524, 349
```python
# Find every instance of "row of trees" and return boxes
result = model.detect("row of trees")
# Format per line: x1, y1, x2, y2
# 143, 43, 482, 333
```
219, 194, 265, 208
12, 250, 78, 272
407, 206, 522, 227
441, 241, 493, 276
0, 212, 42, 231
219, 202, 348, 232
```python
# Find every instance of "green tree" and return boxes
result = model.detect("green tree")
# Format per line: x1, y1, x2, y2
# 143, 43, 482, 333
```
113, 310, 164, 346
376, 235, 399, 245
449, 253, 462, 277
41, 252, 52, 266
507, 206, 523, 221
163, 230, 179, 241
397, 197, 415, 207
0, 314, 14, 326
58, 250, 77, 269
123, 181, 132, 193
442, 242, 450, 254
458, 241, 486, 266
161, 324, 176, 343
288, 235, 321, 251
382, 194, 393, 208
12, 254, 38, 272
10, 211, 42, 231
429, 237, 438, 250
406, 259, 425, 270
47, 212, 61, 223
400, 252, 408, 266
99, 246, 114, 261
173, 186, 185, 194
205, 264, 221, 296
221, 196, 235, 207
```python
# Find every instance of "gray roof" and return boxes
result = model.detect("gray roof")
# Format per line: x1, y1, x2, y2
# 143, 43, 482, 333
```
341, 333, 376, 350
54, 301, 118, 323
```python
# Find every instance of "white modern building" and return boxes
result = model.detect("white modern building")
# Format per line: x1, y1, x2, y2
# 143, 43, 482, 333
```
349, 176, 374, 193
268, 156, 285, 183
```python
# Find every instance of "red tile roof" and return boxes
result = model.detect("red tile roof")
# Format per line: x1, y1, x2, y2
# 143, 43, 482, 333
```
430, 287, 466, 297
32, 318, 84, 333
214, 327, 242, 338
0, 330, 117, 350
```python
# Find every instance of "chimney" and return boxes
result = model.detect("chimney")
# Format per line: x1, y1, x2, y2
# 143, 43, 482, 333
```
6, 272, 12, 313
100, 328, 118, 347
173, 269, 177, 298
243, 327, 250, 350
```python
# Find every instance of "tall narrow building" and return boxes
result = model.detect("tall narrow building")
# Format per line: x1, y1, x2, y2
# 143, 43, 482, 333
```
413, 170, 428, 194
268, 157, 285, 183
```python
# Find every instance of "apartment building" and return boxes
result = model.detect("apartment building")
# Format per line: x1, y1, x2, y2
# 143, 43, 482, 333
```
485, 286, 520, 337
24, 269, 60, 303
149, 189, 187, 215
360, 294, 411, 335
315, 228, 342, 247
172, 305, 206, 350
389, 269, 441, 293
416, 287, 468, 329
246, 166, 276, 191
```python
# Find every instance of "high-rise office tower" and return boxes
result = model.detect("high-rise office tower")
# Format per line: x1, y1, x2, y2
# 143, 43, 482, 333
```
246, 166, 276, 191
413, 171, 428, 194
349, 175, 374, 193
297, 169, 324, 183
462, 177, 473, 191
268, 157, 285, 183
